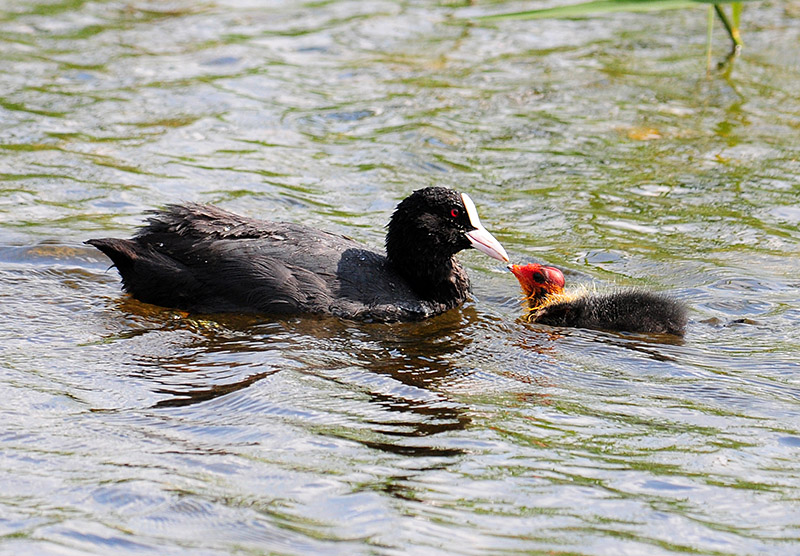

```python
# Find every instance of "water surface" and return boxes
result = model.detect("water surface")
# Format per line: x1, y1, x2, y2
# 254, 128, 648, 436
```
1, 1, 799, 554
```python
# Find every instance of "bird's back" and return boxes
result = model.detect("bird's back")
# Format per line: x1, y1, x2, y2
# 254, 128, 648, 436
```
88, 204, 460, 321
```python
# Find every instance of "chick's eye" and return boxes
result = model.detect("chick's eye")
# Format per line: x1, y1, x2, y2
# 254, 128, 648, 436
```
450, 208, 460, 218
532, 272, 545, 283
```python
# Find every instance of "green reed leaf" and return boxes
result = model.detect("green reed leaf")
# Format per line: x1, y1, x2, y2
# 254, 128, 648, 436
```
478, 0, 756, 21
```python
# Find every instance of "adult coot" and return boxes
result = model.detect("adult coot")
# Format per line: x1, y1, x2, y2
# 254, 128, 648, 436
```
87, 187, 509, 322
509, 263, 687, 336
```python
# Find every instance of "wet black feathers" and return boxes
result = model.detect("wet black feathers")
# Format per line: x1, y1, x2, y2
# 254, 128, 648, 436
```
87, 189, 475, 322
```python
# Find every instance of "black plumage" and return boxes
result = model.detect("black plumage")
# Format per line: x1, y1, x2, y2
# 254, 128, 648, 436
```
529, 290, 687, 336
510, 263, 688, 336
87, 187, 508, 322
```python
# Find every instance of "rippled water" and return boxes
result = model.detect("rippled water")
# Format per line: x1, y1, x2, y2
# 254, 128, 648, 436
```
2, 1, 800, 554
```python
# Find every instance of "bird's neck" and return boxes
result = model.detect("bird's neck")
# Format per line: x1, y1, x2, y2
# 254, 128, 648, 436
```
388, 249, 469, 305
385, 211, 470, 306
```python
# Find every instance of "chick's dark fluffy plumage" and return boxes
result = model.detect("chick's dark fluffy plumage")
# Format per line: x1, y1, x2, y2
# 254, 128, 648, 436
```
87, 187, 503, 322
510, 263, 688, 336
529, 290, 688, 336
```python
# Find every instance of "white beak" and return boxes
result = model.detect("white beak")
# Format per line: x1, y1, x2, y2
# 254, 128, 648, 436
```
461, 193, 509, 263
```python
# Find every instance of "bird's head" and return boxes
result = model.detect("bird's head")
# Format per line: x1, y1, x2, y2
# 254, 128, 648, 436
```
386, 187, 508, 266
509, 263, 566, 308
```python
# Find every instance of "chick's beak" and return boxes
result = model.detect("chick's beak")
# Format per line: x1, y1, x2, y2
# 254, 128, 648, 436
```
461, 193, 509, 262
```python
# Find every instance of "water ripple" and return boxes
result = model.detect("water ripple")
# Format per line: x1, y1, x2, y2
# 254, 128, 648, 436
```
1, 1, 800, 554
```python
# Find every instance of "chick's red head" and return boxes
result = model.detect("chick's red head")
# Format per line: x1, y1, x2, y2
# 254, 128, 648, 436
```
509, 263, 565, 305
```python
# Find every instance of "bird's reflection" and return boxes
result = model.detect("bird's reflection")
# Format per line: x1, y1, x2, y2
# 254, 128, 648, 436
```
153, 371, 274, 408
517, 317, 685, 363
104, 296, 481, 457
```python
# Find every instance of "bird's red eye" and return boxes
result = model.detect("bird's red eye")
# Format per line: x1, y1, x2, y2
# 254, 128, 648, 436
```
450, 208, 460, 218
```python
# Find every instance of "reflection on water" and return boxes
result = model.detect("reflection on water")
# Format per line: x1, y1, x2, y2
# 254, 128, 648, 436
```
95, 295, 479, 453
1, 0, 800, 554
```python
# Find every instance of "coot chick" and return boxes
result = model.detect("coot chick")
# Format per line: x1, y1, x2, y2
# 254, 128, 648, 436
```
87, 187, 509, 322
509, 263, 687, 336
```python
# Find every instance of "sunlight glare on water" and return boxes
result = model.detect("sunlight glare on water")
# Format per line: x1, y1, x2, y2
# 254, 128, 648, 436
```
1, 1, 799, 554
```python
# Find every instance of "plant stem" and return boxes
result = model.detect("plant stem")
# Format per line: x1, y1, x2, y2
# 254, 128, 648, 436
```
714, 4, 743, 60
706, 6, 714, 73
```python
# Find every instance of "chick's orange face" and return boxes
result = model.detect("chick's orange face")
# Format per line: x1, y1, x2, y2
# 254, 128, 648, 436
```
509, 263, 565, 301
